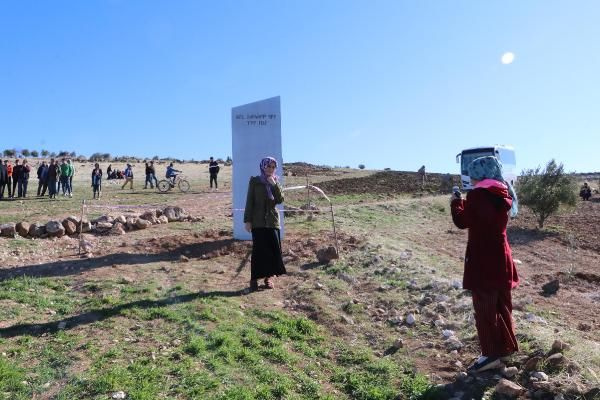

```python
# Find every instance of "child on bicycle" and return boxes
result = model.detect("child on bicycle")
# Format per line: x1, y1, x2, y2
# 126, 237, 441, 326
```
166, 163, 181, 186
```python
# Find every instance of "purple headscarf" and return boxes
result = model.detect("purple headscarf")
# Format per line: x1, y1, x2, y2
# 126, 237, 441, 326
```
259, 157, 278, 200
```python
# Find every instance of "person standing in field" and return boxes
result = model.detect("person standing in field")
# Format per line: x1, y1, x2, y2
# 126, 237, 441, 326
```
451, 156, 519, 373
5, 160, 13, 198
144, 161, 153, 189
149, 160, 158, 188
11, 159, 21, 198
59, 159, 70, 196
91, 163, 103, 199
209, 156, 219, 190
244, 156, 286, 291
47, 158, 60, 199
0, 159, 7, 199
67, 159, 75, 197
121, 163, 134, 190
37, 161, 49, 197
17, 159, 31, 198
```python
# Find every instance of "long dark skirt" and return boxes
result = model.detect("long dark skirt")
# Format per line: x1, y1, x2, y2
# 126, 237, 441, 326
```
250, 228, 286, 280
471, 288, 518, 357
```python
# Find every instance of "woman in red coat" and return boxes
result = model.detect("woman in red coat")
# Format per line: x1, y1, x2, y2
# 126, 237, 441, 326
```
451, 156, 519, 373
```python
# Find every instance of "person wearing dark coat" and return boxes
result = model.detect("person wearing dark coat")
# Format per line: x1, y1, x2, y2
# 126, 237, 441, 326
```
47, 158, 60, 199
11, 159, 21, 198
37, 161, 49, 196
16, 159, 32, 198
451, 156, 519, 373
244, 156, 286, 291
0, 159, 7, 199
209, 156, 219, 189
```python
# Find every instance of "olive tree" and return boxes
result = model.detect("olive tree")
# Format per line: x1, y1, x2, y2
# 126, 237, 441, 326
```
517, 159, 577, 228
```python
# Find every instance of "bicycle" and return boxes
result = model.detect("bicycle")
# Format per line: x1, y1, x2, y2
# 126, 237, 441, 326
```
157, 175, 191, 193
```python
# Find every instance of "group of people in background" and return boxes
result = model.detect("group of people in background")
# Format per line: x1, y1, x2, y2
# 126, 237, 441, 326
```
0, 157, 221, 200
0, 158, 75, 200
0, 158, 32, 199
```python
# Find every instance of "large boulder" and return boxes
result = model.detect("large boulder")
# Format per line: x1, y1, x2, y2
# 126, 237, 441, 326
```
45, 220, 65, 238
28, 223, 46, 238
139, 210, 157, 221
80, 219, 92, 233
126, 217, 137, 231
157, 215, 169, 224
95, 221, 113, 232
92, 215, 114, 225
16, 222, 30, 237
495, 379, 525, 398
110, 222, 126, 235
0, 223, 16, 238
114, 215, 127, 225
163, 206, 186, 222
62, 219, 77, 235
136, 219, 152, 229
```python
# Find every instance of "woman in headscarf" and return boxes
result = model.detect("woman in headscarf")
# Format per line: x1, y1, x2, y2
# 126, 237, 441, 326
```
244, 157, 286, 291
450, 156, 519, 373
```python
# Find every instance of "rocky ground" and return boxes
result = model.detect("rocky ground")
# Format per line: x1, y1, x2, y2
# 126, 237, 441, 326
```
0, 164, 599, 399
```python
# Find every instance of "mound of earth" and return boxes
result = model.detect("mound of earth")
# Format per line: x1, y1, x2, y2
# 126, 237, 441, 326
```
283, 162, 336, 176
317, 170, 461, 195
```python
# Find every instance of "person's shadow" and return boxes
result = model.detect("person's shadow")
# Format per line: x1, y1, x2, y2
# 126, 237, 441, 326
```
0, 289, 246, 338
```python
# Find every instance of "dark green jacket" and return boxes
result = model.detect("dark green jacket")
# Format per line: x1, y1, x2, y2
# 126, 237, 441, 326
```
244, 176, 284, 229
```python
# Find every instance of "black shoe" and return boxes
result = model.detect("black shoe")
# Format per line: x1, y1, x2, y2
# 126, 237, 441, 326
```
467, 356, 503, 373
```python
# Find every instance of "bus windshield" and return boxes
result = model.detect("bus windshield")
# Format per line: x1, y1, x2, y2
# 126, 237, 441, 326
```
460, 148, 494, 176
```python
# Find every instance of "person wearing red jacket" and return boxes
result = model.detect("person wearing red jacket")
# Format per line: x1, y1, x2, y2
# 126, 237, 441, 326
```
451, 156, 519, 373
5, 160, 13, 198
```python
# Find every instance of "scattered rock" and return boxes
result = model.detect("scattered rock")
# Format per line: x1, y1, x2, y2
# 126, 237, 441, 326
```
405, 313, 416, 326
502, 366, 519, 378
316, 246, 339, 263
110, 222, 126, 236
80, 220, 92, 233
550, 339, 570, 354
28, 223, 46, 238
135, 219, 152, 229
179, 255, 190, 263
157, 215, 169, 224
393, 338, 404, 349
523, 356, 542, 372
163, 206, 185, 222
545, 353, 566, 367
542, 279, 560, 296
93, 215, 114, 225
45, 221, 65, 237
62, 219, 77, 235
112, 391, 126, 399
0, 223, 17, 238
495, 379, 525, 397
16, 222, 30, 237
340, 315, 354, 325
115, 215, 127, 225
337, 273, 357, 285
531, 371, 548, 381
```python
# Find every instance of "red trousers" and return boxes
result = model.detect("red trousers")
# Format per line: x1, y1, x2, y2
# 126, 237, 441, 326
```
471, 289, 518, 357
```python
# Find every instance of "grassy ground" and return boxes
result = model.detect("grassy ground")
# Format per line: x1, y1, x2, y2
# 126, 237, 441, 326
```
1, 163, 599, 399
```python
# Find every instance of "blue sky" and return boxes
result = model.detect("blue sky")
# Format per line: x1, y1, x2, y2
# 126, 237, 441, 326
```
1, 1, 599, 173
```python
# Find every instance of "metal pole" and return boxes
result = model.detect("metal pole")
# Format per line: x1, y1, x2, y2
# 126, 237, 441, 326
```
329, 202, 339, 256
78, 199, 85, 255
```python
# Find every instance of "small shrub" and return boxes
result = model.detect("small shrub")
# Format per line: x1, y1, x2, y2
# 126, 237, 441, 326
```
518, 159, 577, 228
358, 164, 365, 170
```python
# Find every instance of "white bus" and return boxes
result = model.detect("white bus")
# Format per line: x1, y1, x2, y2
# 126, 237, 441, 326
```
456, 145, 516, 190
